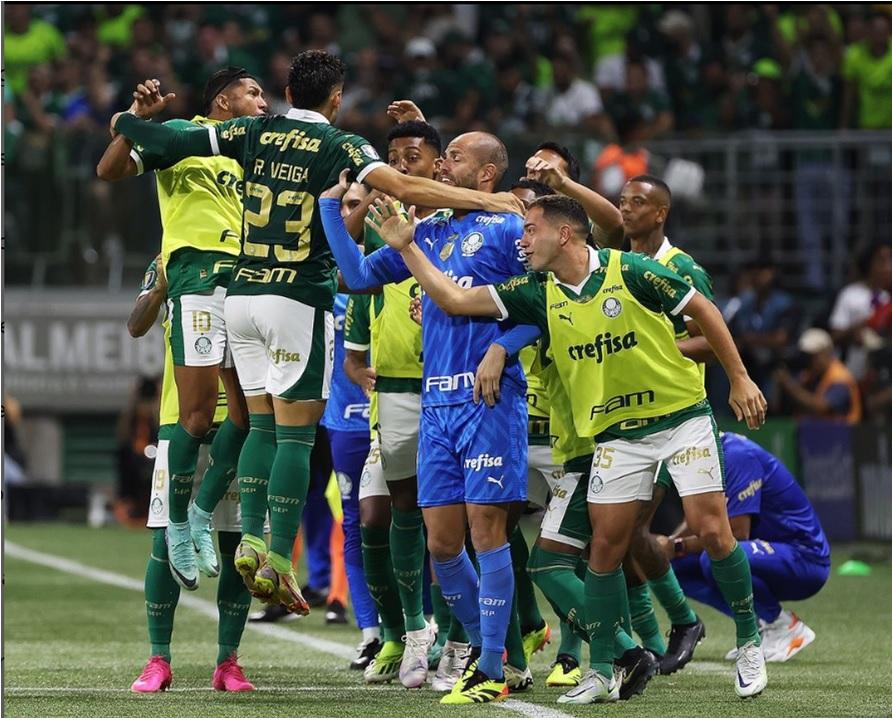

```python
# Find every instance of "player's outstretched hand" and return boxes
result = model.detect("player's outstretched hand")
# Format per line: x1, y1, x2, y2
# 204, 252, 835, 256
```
473, 343, 507, 407
131, 78, 176, 119
387, 100, 426, 123
365, 198, 416, 250
409, 296, 422, 326
482, 191, 527, 217
525, 156, 568, 191
729, 376, 767, 429
321, 168, 353, 200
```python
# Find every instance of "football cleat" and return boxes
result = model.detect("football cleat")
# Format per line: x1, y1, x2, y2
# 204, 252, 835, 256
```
302, 584, 329, 608
660, 616, 705, 674
546, 654, 582, 687
400, 622, 435, 688
760, 611, 815, 663
234, 534, 268, 599
735, 640, 768, 698
212, 654, 255, 692
431, 641, 470, 692
364, 640, 404, 684
616, 647, 659, 700
521, 622, 552, 661
557, 668, 620, 704
325, 600, 348, 625
440, 667, 508, 705
504, 663, 533, 692
248, 603, 298, 623
166, 521, 199, 591
351, 638, 381, 671
188, 504, 220, 578
253, 561, 310, 616
131, 656, 172, 693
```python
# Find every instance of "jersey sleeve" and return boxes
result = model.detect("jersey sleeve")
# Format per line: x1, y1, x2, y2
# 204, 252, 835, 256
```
213, 116, 256, 160
335, 132, 386, 184
130, 119, 200, 174
669, 253, 714, 302
344, 294, 372, 351
498, 213, 529, 275
624, 253, 697, 318
488, 272, 548, 331
137, 257, 160, 298
724, 441, 765, 518
115, 112, 215, 164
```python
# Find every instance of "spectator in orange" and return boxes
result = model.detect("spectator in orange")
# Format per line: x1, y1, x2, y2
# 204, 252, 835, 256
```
774, 328, 862, 424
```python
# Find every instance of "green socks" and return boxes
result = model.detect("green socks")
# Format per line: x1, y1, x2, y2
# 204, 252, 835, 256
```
556, 620, 583, 663
505, 595, 528, 670
584, 567, 626, 679
267, 424, 315, 558
430, 583, 451, 647
649, 566, 698, 627
510, 527, 545, 634
711, 543, 760, 647
390, 507, 426, 632
216, 531, 251, 664
167, 423, 203, 524
194, 418, 248, 515
629, 582, 667, 654
361, 525, 406, 643
145, 529, 180, 661
237, 414, 276, 538
527, 546, 587, 640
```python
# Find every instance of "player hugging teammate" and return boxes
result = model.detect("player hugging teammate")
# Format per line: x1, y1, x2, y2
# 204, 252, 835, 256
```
107, 48, 832, 706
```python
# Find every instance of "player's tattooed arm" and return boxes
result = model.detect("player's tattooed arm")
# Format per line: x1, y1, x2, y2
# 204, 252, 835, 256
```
365, 198, 502, 318
344, 349, 377, 397
525, 156, 623, 248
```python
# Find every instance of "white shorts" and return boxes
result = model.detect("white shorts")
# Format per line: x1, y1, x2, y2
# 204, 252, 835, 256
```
527, 443, 560, 510
147, 439, 242, 532
378, 392, 421, 482
358, 436, 390, 501
587, 414, 724, 504
168, 286, 228, 367
224, 294, 334, 401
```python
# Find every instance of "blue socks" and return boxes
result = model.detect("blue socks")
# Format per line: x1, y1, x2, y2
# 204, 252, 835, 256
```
433, 548, 482, 646
477, 543, 514, 680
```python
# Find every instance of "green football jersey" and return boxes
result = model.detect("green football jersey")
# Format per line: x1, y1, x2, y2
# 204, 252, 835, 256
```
115, 108, 385, 310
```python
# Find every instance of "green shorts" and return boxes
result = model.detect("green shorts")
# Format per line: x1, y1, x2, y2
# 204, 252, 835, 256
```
538, 453, 593, 549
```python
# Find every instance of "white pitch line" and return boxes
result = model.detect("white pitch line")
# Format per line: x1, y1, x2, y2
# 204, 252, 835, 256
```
5, 686, 399, 694
6, 542, 575, 718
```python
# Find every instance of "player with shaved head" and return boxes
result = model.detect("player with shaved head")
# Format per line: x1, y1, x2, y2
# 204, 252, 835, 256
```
321, 130, 541, 704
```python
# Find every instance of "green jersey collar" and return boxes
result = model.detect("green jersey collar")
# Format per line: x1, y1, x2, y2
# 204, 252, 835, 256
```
553, 245, 600, 294
285, 108, 330, 124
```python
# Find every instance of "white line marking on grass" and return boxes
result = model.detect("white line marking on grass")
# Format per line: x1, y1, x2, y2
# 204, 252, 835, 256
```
7, 542, 575, 718
6, 542, 354, 661
684, 661, 731, 675
6, 686, 400, 694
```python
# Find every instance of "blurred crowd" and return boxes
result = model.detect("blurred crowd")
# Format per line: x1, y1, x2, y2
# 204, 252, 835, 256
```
5, 3, 892, 425
6, 3, 892, 151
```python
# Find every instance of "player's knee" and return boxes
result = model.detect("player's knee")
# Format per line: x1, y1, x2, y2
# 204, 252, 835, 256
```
589, 535, 624, 572
428, 533, 463, 561
181, 409, 214, 437
700, 520, 735, 559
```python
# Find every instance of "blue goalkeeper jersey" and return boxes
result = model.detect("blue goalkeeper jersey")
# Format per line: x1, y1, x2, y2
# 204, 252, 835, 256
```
340, 209, 529, 408
722, 433, 830, 562
321, 293, 370, 432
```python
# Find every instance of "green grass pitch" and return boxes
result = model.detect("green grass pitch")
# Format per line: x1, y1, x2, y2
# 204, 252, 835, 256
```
4, 523, 891, 718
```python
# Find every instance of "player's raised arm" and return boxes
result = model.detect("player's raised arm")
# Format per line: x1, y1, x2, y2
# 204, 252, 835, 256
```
365, 198, 501, 318
363, 164, 524, 216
